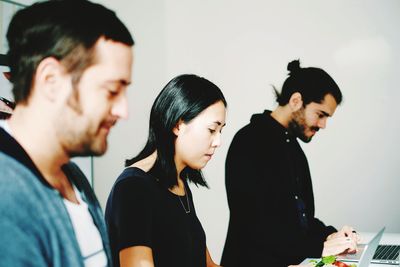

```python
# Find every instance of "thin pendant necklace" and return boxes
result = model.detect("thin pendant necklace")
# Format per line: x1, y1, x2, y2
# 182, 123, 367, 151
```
178, 184, 190, 214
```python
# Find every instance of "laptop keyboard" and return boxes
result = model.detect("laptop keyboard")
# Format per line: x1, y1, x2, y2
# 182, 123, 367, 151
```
373, 245, 400, 261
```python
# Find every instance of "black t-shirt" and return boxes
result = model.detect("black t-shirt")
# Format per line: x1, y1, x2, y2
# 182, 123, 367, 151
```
105, 167, 206, 267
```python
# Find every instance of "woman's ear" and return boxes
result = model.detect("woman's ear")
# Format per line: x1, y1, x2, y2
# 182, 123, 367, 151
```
173, 119, 184, 136
289, 92, 303, 112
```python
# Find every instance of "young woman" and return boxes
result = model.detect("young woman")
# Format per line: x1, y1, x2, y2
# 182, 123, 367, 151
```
105, 74, 227, 267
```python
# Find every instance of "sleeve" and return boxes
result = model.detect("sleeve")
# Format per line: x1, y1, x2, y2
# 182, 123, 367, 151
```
309, 217, 337, 241
107, 173, 156, 252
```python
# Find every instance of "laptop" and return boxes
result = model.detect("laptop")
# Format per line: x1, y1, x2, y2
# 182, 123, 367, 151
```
373, 244, 400, 265
337, 227, 400, 265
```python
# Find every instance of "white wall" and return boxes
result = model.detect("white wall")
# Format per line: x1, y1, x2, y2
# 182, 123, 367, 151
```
94, 0, 400, 263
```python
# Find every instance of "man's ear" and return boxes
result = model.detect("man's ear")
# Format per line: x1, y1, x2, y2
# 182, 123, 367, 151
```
289, 92, 303, 112
34, 57, 66, 102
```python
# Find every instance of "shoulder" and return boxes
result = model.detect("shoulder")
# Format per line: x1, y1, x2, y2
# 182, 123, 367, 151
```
106, 168, 159, 221
0, 153, 62, 237
127, 151, 157, 172
0, 152, 46, 199
110, 167, 158, 197
116, 167, 155, 185
233, 112, 272, 139
0, 151, 33, 180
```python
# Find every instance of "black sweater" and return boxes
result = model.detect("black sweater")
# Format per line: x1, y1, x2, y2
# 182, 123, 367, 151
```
221, 110, 336, 267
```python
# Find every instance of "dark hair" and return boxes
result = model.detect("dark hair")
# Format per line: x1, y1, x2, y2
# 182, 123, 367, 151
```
6, 0, 134, 104
274, 59, 342, 106
0, 97, 14, 120
126, 74, 227, 189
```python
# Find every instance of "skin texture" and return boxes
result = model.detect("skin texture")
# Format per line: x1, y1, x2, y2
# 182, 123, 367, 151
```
289, 93, 337, 143
9, 38, 133, 203
56, 38, 132, 157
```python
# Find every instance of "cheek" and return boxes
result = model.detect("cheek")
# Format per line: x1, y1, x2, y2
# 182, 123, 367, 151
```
304, 113, 318, 127
181, 133, 209, 155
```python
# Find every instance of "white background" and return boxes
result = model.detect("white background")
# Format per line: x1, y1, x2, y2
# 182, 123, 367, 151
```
92, 0, 400, 262
3, 0, 399, 264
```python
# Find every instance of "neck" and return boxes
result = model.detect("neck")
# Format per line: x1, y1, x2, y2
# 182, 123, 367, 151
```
270, 105, 291, 128
9, 105, 71, 191
169, 174, 186, 196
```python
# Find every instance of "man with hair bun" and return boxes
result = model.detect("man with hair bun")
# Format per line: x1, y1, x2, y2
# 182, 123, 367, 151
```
221, 60, 358, 267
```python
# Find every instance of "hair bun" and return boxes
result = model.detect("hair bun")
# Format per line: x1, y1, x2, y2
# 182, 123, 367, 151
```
287, 59, 301, 75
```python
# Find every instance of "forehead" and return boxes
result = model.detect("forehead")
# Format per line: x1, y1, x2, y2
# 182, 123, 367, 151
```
306, 94, 338, 116
88, 38, 133, 82
190, 101, 226, 124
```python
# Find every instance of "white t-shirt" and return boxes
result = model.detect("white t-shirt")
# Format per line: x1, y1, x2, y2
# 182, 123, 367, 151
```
63, 186, 107, 267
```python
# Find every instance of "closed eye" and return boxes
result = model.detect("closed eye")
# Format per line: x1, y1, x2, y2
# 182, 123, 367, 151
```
317, 110, 331, 118
103, 86, 121, 98
108, 90, 119, 96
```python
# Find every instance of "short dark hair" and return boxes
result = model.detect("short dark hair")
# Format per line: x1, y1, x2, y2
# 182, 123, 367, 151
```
126, 74, 227, 189
274, 60, 342, 106
7, 0, 134, 104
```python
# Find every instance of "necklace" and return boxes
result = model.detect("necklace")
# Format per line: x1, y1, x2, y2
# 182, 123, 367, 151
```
178, 184, 191, 214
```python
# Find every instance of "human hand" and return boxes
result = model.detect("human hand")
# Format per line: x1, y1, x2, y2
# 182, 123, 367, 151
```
327, 226, 360, 242
327, 225, 360, 253
322, 236, 357, 256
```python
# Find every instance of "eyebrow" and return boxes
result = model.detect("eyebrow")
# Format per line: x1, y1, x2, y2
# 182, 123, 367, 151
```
104, 80, 131, 86
213, 121, 226, 127
319, 110, 331, 117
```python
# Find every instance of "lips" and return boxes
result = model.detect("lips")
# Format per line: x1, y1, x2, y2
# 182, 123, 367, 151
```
100, 120, 117, 133
205, 153, 214, 160
309, 127, 320, 136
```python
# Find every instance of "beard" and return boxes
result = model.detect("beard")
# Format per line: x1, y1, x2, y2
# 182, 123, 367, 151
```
66, 126, 109, 157
56, 88, 112, 158
288, 109, 319, 143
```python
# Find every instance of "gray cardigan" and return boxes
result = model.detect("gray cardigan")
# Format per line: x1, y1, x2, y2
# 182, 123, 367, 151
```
0, 151, 112, 267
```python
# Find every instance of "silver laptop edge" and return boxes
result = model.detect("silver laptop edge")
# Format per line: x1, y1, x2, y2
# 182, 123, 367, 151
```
357, 227, 386, 267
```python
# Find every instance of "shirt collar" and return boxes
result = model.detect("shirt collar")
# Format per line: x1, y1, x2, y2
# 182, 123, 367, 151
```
262, 110, 296, 140
0, 125, 52, 188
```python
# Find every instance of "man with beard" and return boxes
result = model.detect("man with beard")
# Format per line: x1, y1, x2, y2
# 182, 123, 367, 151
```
221, 60, 358, 267
0, 1, 134, 266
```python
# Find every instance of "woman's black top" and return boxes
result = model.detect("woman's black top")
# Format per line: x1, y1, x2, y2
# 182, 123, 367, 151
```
105, 167, 206, 267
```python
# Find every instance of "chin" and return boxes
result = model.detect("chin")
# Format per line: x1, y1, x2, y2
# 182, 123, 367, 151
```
81, 140, 108, 157
298, 134, 313, 143
92, 143, 108, 156
187, 163, 206, 170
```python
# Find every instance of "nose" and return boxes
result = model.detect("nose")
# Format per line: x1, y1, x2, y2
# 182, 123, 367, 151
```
212, 132, 222, 148
318, 117, 327, 129
111, 93, 129, 119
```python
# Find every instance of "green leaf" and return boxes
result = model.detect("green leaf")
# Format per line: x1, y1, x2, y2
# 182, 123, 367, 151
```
321, 255, 337, 264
